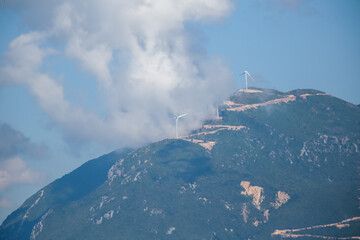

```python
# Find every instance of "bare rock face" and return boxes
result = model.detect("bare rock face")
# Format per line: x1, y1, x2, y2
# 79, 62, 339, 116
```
240, 181, 265, 210
271, 191, 290, 209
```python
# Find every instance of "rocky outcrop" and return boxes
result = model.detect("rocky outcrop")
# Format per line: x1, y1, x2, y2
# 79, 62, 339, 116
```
240, 181, 264, 210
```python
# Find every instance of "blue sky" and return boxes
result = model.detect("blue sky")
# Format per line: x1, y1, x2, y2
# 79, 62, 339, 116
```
0, 0, 359, 223
202, 0, 360, 103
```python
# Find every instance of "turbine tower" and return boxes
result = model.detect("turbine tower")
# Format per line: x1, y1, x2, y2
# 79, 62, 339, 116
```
174, 113, 188, 139
240, 70, 255, 92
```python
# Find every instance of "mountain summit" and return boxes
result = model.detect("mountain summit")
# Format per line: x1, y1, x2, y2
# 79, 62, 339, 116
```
1, 88, 359, 240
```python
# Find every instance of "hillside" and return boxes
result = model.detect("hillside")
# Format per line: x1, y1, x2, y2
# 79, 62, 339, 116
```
1, 88, 359, 240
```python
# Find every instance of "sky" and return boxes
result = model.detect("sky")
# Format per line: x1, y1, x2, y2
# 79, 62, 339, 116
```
0, 0, 359, 223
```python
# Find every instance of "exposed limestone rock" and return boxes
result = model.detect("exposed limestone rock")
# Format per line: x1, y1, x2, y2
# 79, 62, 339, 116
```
24, 190, 44, 220
300, 93, 329, 100
183, 124, 247, 143
183, 138, 216, 150
227, 95, 296, 112
241, 203, 249, 223
104, 210, 114, 220
272, 216, 360, 239
30, 209, 52, 240
202, 124, 246, 131
271, 191, 290, 209
263, 209, 270, 222
150, 208, 163, 216
240, 181, 264, 210
237, 89, 263, 93
166, 227, 176, 235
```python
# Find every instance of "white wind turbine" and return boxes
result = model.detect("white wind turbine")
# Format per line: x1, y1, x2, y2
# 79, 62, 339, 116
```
174, 113, 188, 139
240, 70, 255, 92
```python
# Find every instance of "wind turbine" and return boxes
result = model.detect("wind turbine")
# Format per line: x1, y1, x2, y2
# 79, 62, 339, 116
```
174, 113, 188, 139
240, 70, 255, 92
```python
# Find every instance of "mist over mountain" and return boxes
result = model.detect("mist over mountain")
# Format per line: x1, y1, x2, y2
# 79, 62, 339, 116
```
1, 88, 359, 240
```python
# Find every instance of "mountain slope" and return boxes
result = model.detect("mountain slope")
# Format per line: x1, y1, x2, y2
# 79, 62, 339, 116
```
0, 148, 132, 240
1, 88, 359, 240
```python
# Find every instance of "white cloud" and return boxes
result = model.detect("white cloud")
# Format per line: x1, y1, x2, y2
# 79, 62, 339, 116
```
0, 0, 235, 147
0, 157, 44, 191
0, 198, 13, 208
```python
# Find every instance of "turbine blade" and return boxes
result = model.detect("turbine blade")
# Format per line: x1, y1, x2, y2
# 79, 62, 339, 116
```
248, 73, 256, 81
178, 113, 188, 119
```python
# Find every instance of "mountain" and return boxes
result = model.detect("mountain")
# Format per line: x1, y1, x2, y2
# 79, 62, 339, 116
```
1, 88, 359, 240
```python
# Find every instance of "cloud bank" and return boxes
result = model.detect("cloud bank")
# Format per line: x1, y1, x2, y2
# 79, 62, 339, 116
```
0, 123, 45, 191
0, 156, 44, 191
1, 0, 235, 147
